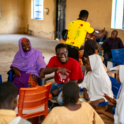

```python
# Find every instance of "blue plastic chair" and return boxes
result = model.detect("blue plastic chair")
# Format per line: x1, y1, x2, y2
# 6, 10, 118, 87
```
98, 76, 122, 106
8, 70, 43, 86
0, 75, 2, 84
111, 49, 124, 67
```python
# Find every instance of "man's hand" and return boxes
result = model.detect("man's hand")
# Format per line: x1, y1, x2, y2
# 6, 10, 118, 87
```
58, 67, 70, 75
104, 93, 116, 105
101, 28, 105, 32
39, 68, 45, 79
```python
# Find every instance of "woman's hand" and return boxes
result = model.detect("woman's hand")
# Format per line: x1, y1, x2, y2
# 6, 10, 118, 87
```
39, 68, 45, 79
57, 67, 70, 75
104, 93, 116, 105
15, 69, 21, 77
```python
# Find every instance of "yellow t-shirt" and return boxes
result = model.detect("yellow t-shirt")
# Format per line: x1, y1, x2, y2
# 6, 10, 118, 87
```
42, 102, 104, 124
0, 109, 16, 124
65, 20, 94, 49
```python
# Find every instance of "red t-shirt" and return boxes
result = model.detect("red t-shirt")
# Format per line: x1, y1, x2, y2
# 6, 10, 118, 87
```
46, 56, 83, 84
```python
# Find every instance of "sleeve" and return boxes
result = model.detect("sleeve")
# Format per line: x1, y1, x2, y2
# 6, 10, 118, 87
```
118, 38, 124, 48
46, 57, 55, 68
101, 38, 109, 49
70, 61, 83, 80
80, 75, 88, 89
84, 103, 104, 124
84, 22, 94, 34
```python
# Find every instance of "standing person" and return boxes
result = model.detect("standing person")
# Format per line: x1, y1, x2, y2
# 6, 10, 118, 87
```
42, 81, 104, 124
0, 82, 31, 124
98, 30, 123, 67
65, 10, 107, 61
43, 43, 83, 107
97, 65, 124, 124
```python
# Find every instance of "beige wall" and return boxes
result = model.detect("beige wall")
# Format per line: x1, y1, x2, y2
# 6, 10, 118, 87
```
66, 0, 124, 42
0, 0, 25, 34
24, 0, 56, 39
1, 0, 124, 41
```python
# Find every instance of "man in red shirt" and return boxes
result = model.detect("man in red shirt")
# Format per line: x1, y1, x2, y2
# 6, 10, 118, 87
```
43, 43, 83, 107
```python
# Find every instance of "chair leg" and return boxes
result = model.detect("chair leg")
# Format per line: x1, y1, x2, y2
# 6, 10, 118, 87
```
33, 117, 39, 124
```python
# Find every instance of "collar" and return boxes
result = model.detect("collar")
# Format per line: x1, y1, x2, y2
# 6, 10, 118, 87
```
0, 109, 16, 117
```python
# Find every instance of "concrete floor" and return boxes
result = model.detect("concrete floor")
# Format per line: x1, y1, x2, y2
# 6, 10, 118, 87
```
0, 34, 58, 82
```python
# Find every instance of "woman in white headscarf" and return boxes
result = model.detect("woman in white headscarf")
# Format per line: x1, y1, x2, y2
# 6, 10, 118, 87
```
97, 65, 124, 124
81, 54, 113, 109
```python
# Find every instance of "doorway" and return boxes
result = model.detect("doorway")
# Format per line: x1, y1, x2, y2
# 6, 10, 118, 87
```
56, 0, 66, 40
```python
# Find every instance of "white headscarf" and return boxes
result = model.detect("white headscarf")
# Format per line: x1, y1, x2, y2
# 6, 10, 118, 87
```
114, 65, 124, 124
81, 54, 113, 101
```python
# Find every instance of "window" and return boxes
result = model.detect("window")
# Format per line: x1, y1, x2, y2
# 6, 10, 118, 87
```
31, 0, 44, 20
111, 0, 124, 29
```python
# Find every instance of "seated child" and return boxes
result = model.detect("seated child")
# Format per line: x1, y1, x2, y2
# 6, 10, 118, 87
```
97, 65, 124, 124
81, 54, 113, 109
59, 29, 68, 44
0, 82, 31, 124
42, 81, 104, 124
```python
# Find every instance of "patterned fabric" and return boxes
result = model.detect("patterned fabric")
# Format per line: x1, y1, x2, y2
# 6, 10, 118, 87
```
65, 20, 94, 49
21, 38, 29, 44
28, 74, 40, 87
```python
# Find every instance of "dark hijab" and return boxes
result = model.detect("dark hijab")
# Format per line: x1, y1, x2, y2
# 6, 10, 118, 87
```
82, 39, 97, 65
83, 39, 97, 58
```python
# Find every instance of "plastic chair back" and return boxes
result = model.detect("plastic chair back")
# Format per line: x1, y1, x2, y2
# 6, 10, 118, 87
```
18, 82, 52, 119
111, 49, 124, 60
110, 76, 122, 99
98, 76, 122, 107
0, 75, 2, 84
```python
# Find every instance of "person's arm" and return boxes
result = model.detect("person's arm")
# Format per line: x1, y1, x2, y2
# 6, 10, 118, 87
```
97, 110, 114, 120
92, 29, 107, 38
43, 67, 70, 75
83, 88, 89, 101
90, 98, 105, 109
39, 68, 45, 79
104, 93, 117, 106
98, 38, 109, 53
43, 67, 59, 74
12, 66, 21, 77
52, 79, 77, 96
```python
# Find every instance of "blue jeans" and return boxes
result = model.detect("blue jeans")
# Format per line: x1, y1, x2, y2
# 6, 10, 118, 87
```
48, 83, 64, 108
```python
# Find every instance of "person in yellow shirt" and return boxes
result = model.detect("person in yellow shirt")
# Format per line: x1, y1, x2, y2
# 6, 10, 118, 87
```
0, 82, 31, 124
42, 81, 104, 124
65, 10, 107, 61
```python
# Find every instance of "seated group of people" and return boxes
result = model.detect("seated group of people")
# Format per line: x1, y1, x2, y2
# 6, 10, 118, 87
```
1, 9, 124, 124
0, 35, 124, 124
